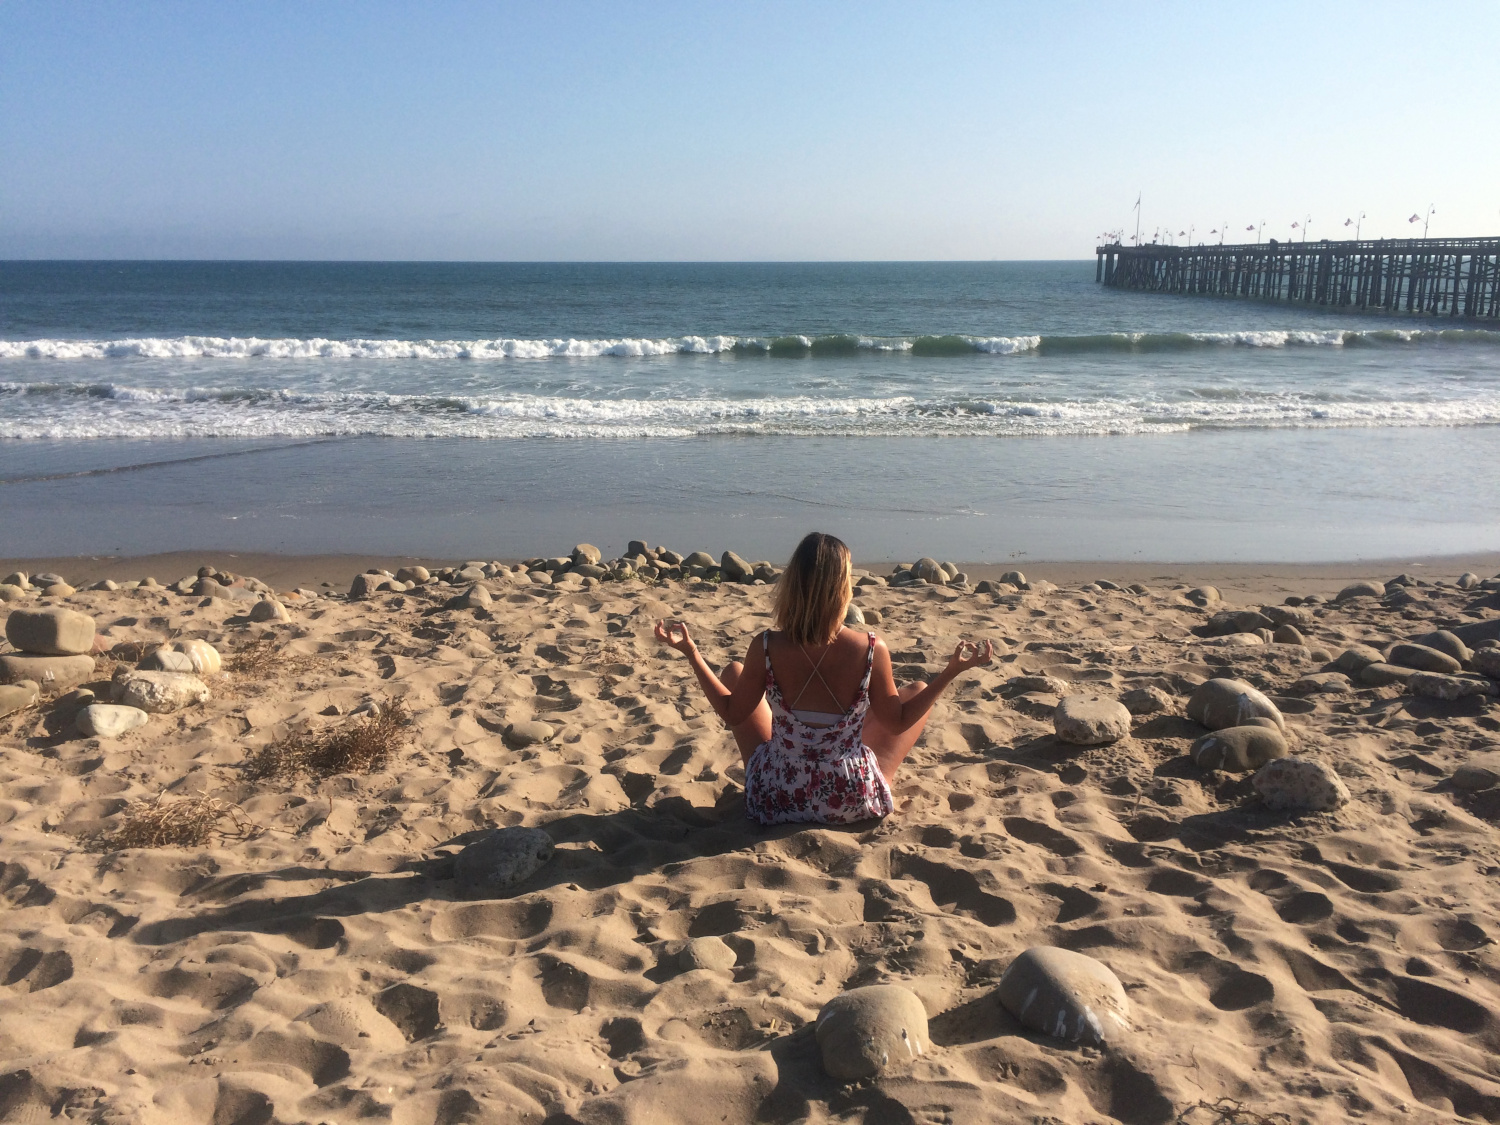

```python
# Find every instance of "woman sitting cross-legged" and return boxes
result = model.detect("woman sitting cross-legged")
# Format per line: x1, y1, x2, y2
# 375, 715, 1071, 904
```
654, 531, 992, 826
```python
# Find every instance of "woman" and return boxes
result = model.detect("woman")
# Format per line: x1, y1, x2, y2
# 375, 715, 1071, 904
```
654, 532, 993, 825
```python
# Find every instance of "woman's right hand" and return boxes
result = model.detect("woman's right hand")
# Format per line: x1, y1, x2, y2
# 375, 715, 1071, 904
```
654, 619, 697, 655
944, 638, 994, 675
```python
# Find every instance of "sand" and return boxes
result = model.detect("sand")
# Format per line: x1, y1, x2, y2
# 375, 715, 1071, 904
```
1, 559, 1499, 1123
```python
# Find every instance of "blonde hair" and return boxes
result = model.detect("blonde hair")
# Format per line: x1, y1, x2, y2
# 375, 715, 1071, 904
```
773, 532, 852, 645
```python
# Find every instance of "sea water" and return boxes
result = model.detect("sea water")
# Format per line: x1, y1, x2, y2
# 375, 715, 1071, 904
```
2, 260, 1498, 560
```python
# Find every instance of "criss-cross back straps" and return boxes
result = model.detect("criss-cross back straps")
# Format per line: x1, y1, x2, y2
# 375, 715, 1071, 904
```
790, 639, 843, 714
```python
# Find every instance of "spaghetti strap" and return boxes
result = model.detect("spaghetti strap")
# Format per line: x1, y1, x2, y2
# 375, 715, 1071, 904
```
858, 632, 876, 693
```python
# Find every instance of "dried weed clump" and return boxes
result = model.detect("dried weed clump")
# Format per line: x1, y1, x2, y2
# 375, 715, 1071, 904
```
226, 637, 280, 678
248, 699, 410, 781
88, 795, 252, 851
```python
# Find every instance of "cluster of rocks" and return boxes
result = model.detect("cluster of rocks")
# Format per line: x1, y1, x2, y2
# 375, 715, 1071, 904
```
0, 570, 78, 601
2, 566, 301, 623
0, 607, 99, 717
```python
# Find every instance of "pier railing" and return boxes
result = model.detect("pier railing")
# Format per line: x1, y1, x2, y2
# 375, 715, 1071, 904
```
1096, 237, 1500, 319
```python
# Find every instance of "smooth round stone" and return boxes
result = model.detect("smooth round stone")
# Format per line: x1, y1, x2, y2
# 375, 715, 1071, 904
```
999, 570, 1026, 586
1253, 756, 1350, 812
1335, 581, 1385, 602
1360, 662, 1415, 687
0, 572, 28, 589
1289, 672, 1352, 695
1185, 586, 1220, 606
1190, 725, 1289, 772
505, 719, 554, 747
1387, 643, 1462, 674
997, 946, 1130, 1045
1412, 630, 1473, 665
1408, 672, 1495, 701
572, 563, 607, 580
679, 936, 737, 972
683, 551, 715, 568
41, 584, 75, 598
0, 653, 95, 695
910, 558, 944, 583
453, 827, 554, 895
1054, 694, 1131, 745
77, 703, 149, 738
1186, 678, 1284, 731
172, 639, 222, 676
394, 565, 430, 584
249, 599, 291, 622
113, 670, 211, 714
1120, 686, 1174, 715
141, 649, 197, 673
5, 608, 96, 656
1263, 604, 1311, 627
0, 681, 39, 718
1458, 572, 1481, 589
720, 551, 754, 582
1452, 765, 1500, 791
843, 603, 865, 626
863, 608, 883, 625
815, 984, 929, 1081
0, 584, 25, 603
1272, 624, 1306, 646
570, 543, 602, 565
1334, 644, 1385, 672
456, 584, 493, 609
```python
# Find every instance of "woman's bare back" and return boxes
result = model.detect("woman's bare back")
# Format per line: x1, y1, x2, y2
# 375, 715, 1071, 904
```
763, 626, 871, 714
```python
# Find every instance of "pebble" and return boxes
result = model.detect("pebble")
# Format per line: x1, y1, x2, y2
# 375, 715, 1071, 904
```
505, 719, 554, 747
249, 599, 290, 622
1335, 581, 1386, 602
1387, 643, 1462, 674
112, 670, 211, 714
76, 703, 149, 738
815, 984, 929, 1081
141, 649, 197, 673
997, 946, 1130, 1046
1190, 725, 1289, 772
172, 639, 222, 676
1334, 644, 1385, 672
1054, 694, 1132, 745
678, 936, 737, 972
0, 654, 95, 695
1360, 662, 1415, 687
1120, 685, 1174, 715
1253, 756, 1350, 812
1187, 677, 1285, 731
5, 608, 96, 656
1408, 672, 1495, 701
453, 826, 555, 895
0, 681, 39, 718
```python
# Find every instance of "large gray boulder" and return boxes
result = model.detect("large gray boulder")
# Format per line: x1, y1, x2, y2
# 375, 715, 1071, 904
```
112, 670, 211, 713
815, 984, 929, 1081
998, 946, 1130, 1045
1186, 678, 1284, 731
5, 608, 96, 655
720, 551, 754, 582
0, 654, 95, 695
1054, 694, 1131, 745
1190, 725, 1289, 772
454, 827, 554, 895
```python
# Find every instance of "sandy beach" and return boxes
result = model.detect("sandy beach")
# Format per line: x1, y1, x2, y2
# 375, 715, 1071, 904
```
1, 548, 1498, 1123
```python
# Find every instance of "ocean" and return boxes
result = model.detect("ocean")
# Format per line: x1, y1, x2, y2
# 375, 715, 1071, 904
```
2, 260, 1498, 562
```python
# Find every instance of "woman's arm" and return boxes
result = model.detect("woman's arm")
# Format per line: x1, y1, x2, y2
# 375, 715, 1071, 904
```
866, 637, 993, 732
654, 620, 768, 727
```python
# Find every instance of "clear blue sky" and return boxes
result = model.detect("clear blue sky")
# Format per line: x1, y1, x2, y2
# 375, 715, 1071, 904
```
3, 1, 1497, 260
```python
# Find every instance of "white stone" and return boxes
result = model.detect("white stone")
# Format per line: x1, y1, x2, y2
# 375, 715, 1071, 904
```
77, 704, 149, 738
113, 670, 211, 714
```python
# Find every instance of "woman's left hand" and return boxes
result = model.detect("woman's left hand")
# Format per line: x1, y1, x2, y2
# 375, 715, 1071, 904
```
654, 619, 697, 655
944, 638, 994, 674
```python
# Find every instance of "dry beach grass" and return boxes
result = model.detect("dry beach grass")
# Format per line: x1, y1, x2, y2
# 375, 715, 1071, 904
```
0, 556, 1498, 1123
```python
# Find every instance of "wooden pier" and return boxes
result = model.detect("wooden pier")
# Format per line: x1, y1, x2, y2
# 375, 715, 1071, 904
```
1096, 236, 1500, 320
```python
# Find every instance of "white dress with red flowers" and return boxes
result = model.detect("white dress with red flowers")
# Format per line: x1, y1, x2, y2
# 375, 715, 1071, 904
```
744, 630, 894, 826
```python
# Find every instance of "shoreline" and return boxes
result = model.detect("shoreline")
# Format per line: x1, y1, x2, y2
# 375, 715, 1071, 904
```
3, 548, 1497, 604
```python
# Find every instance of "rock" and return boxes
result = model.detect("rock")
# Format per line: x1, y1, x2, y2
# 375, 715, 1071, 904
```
720, 551, 753, 582
1288, 672, 1353, 695
528, 571, 553, 586
140, 649, 197, 673
0, 584, 26, 603
626, 540, 650, 558
249, 599, 290, 622
843, 603, 865, 626
1411, 630, 1473, 665
1360, 662, 1416, 687
997, 947, 1130, 1046
815, 985, 929, 1081
1273, 624, 1306, 646
1253, 756, 1350, 812
1205, 609, 1275, 636
863, 608, 883, 625
572, 564, 607, 580
455, 566, 486, 583
1194, 632, 1264, 648
505, 720, 554, 747
91, 579, 119, 591
0, 572, 28, 589
1334, 645, 1385, 673
41, 583, 74, 598
1054, 694, 1131, 745
5, 608, 96, 656
1408, 672, 1495, 701
1010, 675, 1071, 696
570, 544, 602, 566
1263, 605, 1311, 628
0, 681, 39, 718
1335, 581, 1385, 602
908, 558, 942, 583
1185, 586, 1220, 607
1452, 765, 1500, 791
171, 639, 222, 676
679, 936, 737, 972
455, 584, 493, 609
683, 551, 715, 568
349, 573, 392, 599
1474, 649, 1500, 679
1387, 643, 1462, 674
112, 670, 211, 714
453, 827, 555, 895
1120, 686, 1174, 715
0, 654, 95, 694
999, 570, 1026, 586
77, 704, 149, 738
395, 566, 430, 584
1191, 725, 1289, 772
1458, 572, 1481, 590
1187, 678, 1285, 731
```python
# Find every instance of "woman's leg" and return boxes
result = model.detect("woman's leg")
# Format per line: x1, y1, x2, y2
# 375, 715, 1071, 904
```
864, 681, 932, 783
719, 661, 773, 765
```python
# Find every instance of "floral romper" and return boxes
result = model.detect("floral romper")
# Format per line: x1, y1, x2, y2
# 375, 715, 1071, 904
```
744, 630, 895, 826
